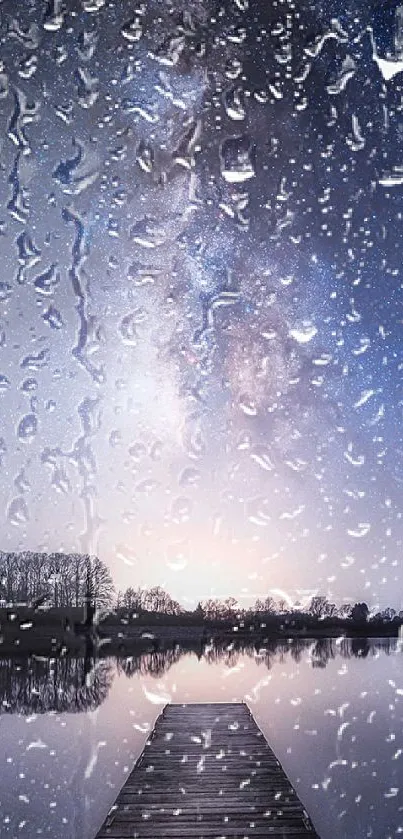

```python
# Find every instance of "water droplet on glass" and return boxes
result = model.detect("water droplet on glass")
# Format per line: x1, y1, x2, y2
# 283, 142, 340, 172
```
121, 16, 143, 42
17, 413, 38, 442
82, 0, 105, 11
43, 305, 64, 329
220, 135, 256, 183
171, 496, 192, 523
51, 468, 71, 494
34, 264, 60, 295
239, 395, 257, 416
7, 496, 29, 526
129, 441, 147, 461
250, 445, 274, 471
119, 313, 138, 346
43, 0, 65, 31
0, 283, 12, 302
165, 542, 188, 572
0, 71, 9, 98
109, 429, 122, 448
179, 467, 201, 487
115, 544, 137, 566
21, 378, 38, 393
18, 54, 38, 79
136, 140, 154, 173
21, 349, 49, 370
289, 322, 318, 344
223, 87, 246, 121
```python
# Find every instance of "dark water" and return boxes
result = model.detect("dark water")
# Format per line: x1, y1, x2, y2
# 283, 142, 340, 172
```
0, 638, 402, 839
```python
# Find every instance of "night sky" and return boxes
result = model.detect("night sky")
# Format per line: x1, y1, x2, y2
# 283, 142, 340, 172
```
1, 0, 403, 609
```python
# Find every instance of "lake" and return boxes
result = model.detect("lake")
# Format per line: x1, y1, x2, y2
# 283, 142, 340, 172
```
0, 638, 402, 839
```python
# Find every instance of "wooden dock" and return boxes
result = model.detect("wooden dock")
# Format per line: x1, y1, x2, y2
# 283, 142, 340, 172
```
95, 702, 320, 838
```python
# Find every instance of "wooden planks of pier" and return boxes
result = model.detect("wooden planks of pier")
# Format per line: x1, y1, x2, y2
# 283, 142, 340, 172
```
95, 702, 320, 838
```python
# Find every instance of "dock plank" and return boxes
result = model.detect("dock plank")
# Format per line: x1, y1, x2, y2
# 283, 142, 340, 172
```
95, 703, 320, 838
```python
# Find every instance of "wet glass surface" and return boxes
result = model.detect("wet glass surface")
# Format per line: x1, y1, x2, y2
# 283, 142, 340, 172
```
1, 0, 403, 835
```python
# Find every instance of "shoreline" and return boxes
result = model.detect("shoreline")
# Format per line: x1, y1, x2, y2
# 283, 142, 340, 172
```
0, 621, 399, 656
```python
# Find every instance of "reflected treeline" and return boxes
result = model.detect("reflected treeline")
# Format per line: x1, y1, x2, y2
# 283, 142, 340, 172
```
0, 655, 113, 715
204, 636, 399, 670
116, 646, 183, 679
0, 637, 399, 715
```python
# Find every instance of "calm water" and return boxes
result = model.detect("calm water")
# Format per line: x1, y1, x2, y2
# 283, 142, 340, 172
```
0, 638, 402, 839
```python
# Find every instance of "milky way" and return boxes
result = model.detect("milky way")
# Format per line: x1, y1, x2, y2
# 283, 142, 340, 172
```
0, 0, 402, 608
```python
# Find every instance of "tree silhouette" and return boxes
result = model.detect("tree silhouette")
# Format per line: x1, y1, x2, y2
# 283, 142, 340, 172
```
0, 552, 114, 610
351, 602, 369, 623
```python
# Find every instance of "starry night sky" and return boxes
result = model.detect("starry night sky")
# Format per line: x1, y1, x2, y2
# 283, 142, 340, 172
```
0, 0, 403, 609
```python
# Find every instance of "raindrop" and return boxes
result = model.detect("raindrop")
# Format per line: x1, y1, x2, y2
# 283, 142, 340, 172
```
136, 140, 154, 173
223, 87, 246, 121
239, 395, 257, 417
109, 429, 121, 448
129, 442, 147, 461
0, 283, 12, 302
347, 523, 371, 538
77, 29, 98, 61
165, 542, 188, 572
16, 230, 41, 266
178, 467, 201, 488
18, 54, 38, 79
171, 496, 192, 523
182, 415, 205, 458
247, 496, 271, 526
130, 219, 165, 249
15, 469, 30, 494
150, 440, 163, 461
0, 437, 7, 465
34, 264, 60, 295
220, 135, 256, 183
289, 322, 318, 344
43, 0, 65, 31
51, 468, 71, 494
225, 57, 243, 80
21, 349, 49, 370
135, 479, 158, 495
119, 312, 138, 346
121, 17, 143, 42
21, 378, 38, 392
43, 305, 64, 329
82, 0, 106, 15
17, 413, 38, 442
7, 496, 29, 526
250, 445, 274, 471
76, 67, 99, 108
0, 70, 9, 98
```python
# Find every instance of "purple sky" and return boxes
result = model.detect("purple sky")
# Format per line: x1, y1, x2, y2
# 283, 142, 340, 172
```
1, 0, 403, 610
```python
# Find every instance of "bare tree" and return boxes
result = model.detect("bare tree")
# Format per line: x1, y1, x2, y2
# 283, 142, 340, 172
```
253, 596, 276, 613
309, 595, 331, 619
0, 552, 114, 610
121, 586, 143, 611
141, 586, 182, 615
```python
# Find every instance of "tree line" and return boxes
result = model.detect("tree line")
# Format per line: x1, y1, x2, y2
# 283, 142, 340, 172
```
117, 587, 403, 626
1, 552, 402, 627
0, 551, 114, 609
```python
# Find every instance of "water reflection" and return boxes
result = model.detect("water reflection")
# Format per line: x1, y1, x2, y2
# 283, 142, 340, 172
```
116, 645, 183, 679
0, 637, 399, 715
0, 655, 113, 714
